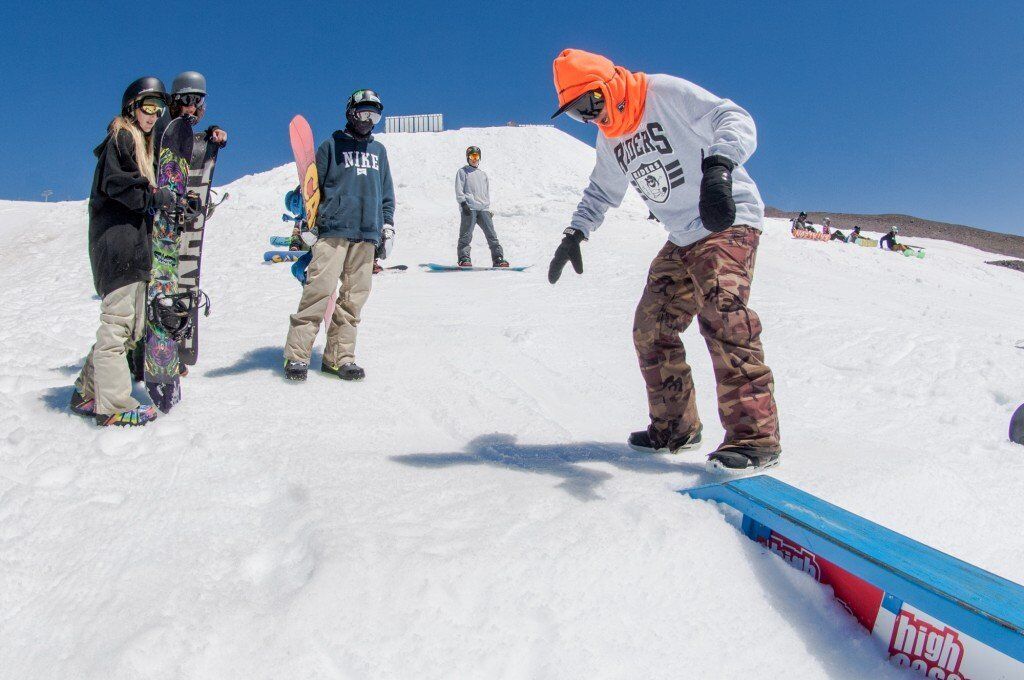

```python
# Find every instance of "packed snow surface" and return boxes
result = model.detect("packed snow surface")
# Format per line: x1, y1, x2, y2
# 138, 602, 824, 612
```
2, 126, 1023, 679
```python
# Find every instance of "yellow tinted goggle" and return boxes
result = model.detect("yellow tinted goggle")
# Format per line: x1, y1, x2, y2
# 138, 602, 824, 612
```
137, 98, 166, 115
468, 153, 480, 161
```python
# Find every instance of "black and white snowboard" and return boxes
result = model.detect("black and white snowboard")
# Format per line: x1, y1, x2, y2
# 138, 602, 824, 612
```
176, 131, 224, 366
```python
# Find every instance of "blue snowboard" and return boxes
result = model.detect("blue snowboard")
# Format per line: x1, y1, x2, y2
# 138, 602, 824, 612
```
420, 263, 531, 272
264, 250, 305, 263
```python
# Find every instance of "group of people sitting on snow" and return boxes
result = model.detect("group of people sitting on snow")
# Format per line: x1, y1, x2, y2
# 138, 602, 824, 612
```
791, 212, 905, 250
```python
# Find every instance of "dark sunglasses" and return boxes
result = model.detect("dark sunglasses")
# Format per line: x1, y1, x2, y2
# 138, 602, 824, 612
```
552, 89, 606, 123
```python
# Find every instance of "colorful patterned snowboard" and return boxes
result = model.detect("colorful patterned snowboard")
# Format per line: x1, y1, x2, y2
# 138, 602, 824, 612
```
288, 115, 320, 246
145, 117, 194, 412
176, 131, 222, 366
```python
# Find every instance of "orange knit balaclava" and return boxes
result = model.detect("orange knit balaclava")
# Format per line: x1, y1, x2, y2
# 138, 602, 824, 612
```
552, 49, 648, 138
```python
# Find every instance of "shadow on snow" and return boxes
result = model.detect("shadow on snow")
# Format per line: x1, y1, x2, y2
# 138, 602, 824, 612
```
205, 345, 322, 378
391, 432, 713, 501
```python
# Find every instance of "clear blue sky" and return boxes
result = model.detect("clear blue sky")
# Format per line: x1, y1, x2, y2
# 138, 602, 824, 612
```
1, 1, 1021, 234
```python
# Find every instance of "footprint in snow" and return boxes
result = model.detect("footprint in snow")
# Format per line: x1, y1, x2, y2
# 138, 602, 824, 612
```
240, 483, 323, 603
34, 465, 76, 489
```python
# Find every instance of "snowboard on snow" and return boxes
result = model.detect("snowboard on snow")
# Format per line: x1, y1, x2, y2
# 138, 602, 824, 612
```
176, 130, 224, 366
288, 115, 320, 247
144, 117, 193, 413
1010, 404, 1024, 445
264, 250, 306, 263
419, 263, 531, 272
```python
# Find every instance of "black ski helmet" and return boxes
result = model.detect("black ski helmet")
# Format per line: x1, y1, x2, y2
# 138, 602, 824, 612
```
121, 76, 167, 115
345, 89, 383, 137
346, 88, 383, 115
172, 71, 207, 97
466, 146, 481, 159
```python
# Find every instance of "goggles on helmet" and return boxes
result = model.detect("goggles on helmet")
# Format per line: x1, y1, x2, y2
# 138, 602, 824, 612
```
351, 108, 381, 125
136, 97, 166, 116
174, 93, 206, 108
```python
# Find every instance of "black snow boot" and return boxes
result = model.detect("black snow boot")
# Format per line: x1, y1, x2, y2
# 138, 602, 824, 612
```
284, 359, 308, 381
628, 426, 702, 454
321, 362, 365, 381
706, 445, 781, 475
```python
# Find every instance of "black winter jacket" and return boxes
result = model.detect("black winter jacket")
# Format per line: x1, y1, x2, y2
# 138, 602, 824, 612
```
88, 128, 156, 297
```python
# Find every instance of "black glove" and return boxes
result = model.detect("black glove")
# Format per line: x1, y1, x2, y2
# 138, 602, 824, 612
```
150, 186, 177, 213
698, 154, 737, 232
460, 202, 471, 216
548, 228, 586, 284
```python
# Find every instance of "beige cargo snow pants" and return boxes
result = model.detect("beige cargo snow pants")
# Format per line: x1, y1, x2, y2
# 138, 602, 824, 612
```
75, 281, 147, 415
284, 237, 375, 367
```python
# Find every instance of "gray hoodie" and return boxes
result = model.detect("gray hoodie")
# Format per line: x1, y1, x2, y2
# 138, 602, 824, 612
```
455, 165, 490, 210
570, 73, 764, 248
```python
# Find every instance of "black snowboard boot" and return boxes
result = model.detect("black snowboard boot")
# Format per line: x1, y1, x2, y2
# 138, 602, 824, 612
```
321, 362, 365, 381
628, 426, 702, 454
284, 359, 308, 381
458, 258, 472, 268
706, 445, 781, 475
493, 258, 510, 268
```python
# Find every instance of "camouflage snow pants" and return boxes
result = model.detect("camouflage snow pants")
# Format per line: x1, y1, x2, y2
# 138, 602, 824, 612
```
633, 226, 780, 450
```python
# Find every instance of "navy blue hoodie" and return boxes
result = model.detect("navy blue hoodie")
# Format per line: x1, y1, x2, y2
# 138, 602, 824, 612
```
314, 129, 395, 243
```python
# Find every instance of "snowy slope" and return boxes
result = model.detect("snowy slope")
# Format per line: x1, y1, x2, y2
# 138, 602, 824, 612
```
2, 126, 1023, 679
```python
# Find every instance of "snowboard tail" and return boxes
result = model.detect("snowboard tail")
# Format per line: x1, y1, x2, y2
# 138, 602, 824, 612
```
264, 250, 306, 263
1011, 403, 1024, 445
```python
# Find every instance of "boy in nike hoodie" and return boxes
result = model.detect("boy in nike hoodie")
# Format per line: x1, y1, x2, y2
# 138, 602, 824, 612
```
283, 89, 395, 381
547, 49, 780, 474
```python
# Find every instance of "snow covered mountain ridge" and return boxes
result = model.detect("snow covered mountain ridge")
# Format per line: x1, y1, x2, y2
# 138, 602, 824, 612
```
1, 125, 1023, 679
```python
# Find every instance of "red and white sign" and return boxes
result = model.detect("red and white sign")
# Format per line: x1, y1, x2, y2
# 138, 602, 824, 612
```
756, 529, 1024, 679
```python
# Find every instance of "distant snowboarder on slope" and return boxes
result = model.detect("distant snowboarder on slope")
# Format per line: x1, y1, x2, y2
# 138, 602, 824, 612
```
791, 211, 812, 233
880, 225, 900, 250
547, 49, 781, 473
70, 77, 178, 427
455, 146, 509, 268
282, 89, 395, 381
